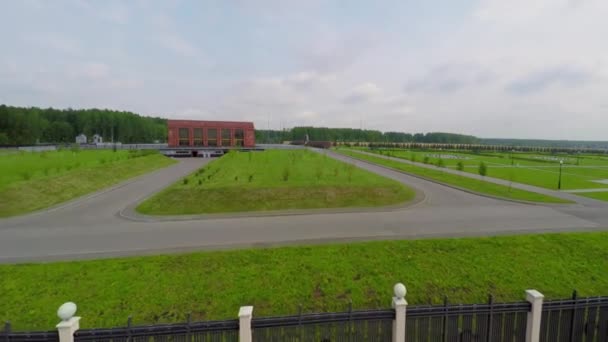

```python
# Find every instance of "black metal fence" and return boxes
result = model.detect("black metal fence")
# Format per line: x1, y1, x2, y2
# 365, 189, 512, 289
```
540, 291, 608, 342
4, 294, 608, 342
72, 317, 238, 342
251, 307, 394, 342
406, 295, 530, 342
2, 323, 58, 342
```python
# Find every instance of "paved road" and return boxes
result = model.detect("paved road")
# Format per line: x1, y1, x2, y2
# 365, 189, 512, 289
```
1, 152, 607, 263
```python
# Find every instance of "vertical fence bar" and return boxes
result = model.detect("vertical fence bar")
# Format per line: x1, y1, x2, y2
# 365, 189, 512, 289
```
525, 290, 544, 342
486, 295, 494, 342
4, 321, 10, 342
442, 297, 449, 342
392, 283, 407, 342
568, 290, 577, 342
239, 306, 253, 342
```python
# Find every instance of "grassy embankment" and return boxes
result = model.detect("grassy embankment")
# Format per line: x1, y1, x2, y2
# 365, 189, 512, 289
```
0, 149, 176, 217
358, 148, 608, 201
335, 149, 570, 204
137, 149, 414, 215
1, 232, 607, 329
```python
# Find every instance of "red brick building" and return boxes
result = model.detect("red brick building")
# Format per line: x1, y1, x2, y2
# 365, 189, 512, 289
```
167, 120, 255, 148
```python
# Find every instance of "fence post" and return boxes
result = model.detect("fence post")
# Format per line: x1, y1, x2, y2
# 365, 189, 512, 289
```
525, 290, 544, 342
56, 302, 80, 342
392, 283, 407, 342
239, 306, 253, 342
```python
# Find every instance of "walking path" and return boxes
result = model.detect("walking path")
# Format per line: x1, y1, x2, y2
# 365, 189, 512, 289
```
342, 149, 606, 208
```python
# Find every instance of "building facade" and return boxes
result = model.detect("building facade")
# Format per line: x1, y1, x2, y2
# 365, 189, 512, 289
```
167, 120, 255, 148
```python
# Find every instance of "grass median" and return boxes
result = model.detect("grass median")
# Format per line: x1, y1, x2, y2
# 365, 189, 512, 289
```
1, 232, 607, 330
0, 149, 176, 217
136, 149, 414, 215
336, 149, 571, 204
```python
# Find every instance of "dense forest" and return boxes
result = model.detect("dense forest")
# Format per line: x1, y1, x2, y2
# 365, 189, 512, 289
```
255, 127, 480, 145
0, 105, 166, 145
3, 105, 604, 149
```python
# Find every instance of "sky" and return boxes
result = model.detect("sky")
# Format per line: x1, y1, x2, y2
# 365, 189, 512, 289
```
1, 0, 607, 140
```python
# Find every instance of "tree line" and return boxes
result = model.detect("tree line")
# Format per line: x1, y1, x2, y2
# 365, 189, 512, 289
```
0, 105, 166, 145
255, 127, 480, 145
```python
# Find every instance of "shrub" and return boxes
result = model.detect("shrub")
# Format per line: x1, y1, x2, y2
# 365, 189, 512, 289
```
43, 168, 50, 176
423, 156, 430, 164
234, 176, 238, 182
183, 178, 189, 185
20, 171, 32, 181
457, 161, 464, 171
248, 174, 254, 182
282, 167, 290, 181
478, 162, 488, 177
198, 179, 202, 186
436, 159, 445, 168
315, 168, 323, 180
410, 154, 416, 162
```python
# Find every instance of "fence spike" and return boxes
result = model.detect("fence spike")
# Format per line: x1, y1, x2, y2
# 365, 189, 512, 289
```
4, 321, 10, 342
127, 315, 132, 340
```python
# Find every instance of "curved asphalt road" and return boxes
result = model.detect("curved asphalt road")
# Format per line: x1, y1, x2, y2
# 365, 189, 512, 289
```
1, 151, 607, 263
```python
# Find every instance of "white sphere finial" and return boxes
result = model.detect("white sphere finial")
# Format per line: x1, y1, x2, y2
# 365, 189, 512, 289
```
57, 302, 77, 321
394, 283, 407, 299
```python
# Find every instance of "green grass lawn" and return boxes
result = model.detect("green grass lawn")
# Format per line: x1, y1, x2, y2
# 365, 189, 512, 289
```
136, 150, 414, 215
0, 149, 176, 217
2, 232, 607, 330
362, 148, 608, 192
336, 149, 570, 204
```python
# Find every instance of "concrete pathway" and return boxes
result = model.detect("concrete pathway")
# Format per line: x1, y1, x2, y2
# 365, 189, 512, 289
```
563, 188, 608, 193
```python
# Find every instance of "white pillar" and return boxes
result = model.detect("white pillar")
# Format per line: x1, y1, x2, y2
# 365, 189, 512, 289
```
56, 317, 80, 342
239, 306, 253, 342
525, 290, 544, 342
392, 283, 407, 342
56, 302, 80, 342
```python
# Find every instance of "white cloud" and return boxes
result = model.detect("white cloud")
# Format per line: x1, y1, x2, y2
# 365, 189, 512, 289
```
156, 33, 201, 57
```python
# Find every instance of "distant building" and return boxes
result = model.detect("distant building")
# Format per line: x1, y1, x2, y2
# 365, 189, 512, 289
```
92, 134, 103, 144
167, 120, 255, 148
75, 134, 87, 144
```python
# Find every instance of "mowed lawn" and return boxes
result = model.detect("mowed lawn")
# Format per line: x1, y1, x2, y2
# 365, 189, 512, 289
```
2, 232, 608, 330
0, 149, 176, 217
137, 149, 414, 215
336, 149, 570, 204
364, 148, 608, 193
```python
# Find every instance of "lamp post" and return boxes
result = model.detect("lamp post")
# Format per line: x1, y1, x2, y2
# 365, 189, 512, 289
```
558, 160, 564, 190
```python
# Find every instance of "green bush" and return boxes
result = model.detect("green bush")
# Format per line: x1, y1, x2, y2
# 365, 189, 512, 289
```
457, 161, 464, 171
479, 162, 488, 177
282, 167, 290, 181
183, 178, 189, 185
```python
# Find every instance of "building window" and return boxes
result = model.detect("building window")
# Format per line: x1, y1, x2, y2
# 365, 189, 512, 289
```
207, 128, 218, 146
193, 128, 203, 146
222, 129, 231, 146
234, 129, 244, 147
179, 128, 190, 146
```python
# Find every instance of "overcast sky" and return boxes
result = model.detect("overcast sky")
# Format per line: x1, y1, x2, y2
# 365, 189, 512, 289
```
1, 0, 607, 140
